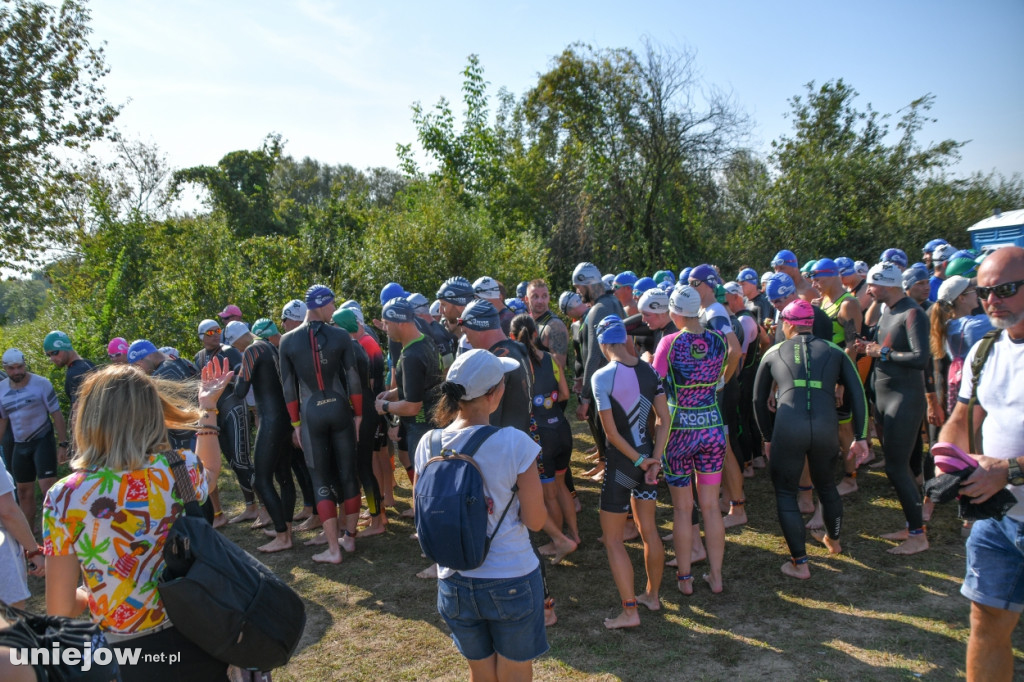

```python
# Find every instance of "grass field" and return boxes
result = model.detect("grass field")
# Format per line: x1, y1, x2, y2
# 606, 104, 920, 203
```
26, 420, 1024, 681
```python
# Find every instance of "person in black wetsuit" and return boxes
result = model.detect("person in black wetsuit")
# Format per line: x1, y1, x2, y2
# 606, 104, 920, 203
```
623, 288, 677, 362
737, 268, 773, 326
193, 319, 255, 527
853, 262, 930, 555
43, 330, 94, 410
279, 285, 364, 565
231, 318, 299, 553
128, 340, 195, 453
754, 300, 870, 580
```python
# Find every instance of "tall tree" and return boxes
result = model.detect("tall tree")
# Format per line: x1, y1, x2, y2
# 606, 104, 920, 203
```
0, 0, 119, 268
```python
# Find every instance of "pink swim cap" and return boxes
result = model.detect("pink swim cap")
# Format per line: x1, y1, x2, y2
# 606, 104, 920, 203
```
781, 300, 815, 327
107, 337, 129, 355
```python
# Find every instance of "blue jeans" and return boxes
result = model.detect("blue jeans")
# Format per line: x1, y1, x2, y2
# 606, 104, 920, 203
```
437, 567, 548, 662
962, 514, 1024, 613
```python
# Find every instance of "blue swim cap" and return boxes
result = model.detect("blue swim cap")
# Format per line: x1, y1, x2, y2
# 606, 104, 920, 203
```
382, 297, 415, 323
736, 268, 758, 284
834, 257, 855, 277
613, 271, 638, 288
678, 267, 692, 284
436, 277, 475, 306
127, 339, 158, 364
881, 248, 908, 268
922, 238, 948, 254
305, 284, 335, 310
595, 315, 627, 344
771, 250, 798, 268
808, 258, 839, 278
632, 276, 657, 299
505, 298, 527, 315
766, 273, 796, 301
379, 282, 408, 306
515, 281, 529, 299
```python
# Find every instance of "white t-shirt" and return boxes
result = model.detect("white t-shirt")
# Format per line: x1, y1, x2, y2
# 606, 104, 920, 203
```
0, 457, 29, 603
414, 425, 540, 579
958, 331, 1024, 521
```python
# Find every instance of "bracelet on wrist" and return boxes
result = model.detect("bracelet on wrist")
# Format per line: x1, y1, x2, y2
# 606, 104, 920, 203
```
25, 546, 43, 559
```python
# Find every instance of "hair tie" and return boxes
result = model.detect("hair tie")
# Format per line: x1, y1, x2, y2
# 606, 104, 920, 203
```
440, 381, 467, 401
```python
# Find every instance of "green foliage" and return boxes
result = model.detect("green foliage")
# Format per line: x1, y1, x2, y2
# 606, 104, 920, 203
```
0, 275, 48, 325
0, 0, 119, 268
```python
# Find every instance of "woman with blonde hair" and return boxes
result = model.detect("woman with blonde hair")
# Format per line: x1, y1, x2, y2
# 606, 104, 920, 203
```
929, 276, 992, 416
43, 360, 234, 681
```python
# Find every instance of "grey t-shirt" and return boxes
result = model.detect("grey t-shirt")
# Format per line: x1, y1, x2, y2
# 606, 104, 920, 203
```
0, 374, 60, 442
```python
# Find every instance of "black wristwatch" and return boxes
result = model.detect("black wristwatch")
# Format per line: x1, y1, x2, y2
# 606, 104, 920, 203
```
58, 441, 68, 448
382, 401, 390, 415
1007, 459, 1024, 486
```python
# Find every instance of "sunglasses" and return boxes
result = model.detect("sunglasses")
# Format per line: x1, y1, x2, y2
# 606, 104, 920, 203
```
977, 279, 1024, 300
201, 329, 221, 337
108, 352, 124, 359
688, 280, 703, 288
46, 350, 61, 357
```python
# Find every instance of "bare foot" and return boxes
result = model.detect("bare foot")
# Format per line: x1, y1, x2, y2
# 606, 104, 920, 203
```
742, 465, 754, 479
869, 457, 886, 469
251, 512, 272, 529
294, 516, 322, 532
292, 509, 312, 522
691, 546, 707, 564
723, 509, 747, 529
304, 531, 328, 546
257, 535, 293, 553
781, 560, 810, 580
603, 609, 640, 630
212, 513, 228, 529
703, 573, 723, 594
922, 498, 934, 523
798, 490, 815, 514
312, 548, 343, 564
382, 495, 396, 508
550, 538, 578, 565
591, 469, 605, 482
573, 496, 582, 514
661, 532, 673, 542
544, 604, 557, 627
666, 556, 677, 567
881, 528, 909, 541
677, 574, 693, 596
888, 533, 929, 555
416, 563, 438, 579
228, 508, 259, 524
719, 499, 731, 515
340, 534, 356, 553
836, 478, 858, 496
399, 508, 415, 519
263, 528, 279, 538
810, 529, 842, 554
583, 464, 604, 478
537, 542, 557, 556
752, 456, 766, 470
357, 521, 386, 538
636, 592, 660, 611
805, 505, 824, 530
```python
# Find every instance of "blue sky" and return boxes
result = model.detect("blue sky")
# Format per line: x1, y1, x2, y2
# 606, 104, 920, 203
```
87, 0, 1023, 180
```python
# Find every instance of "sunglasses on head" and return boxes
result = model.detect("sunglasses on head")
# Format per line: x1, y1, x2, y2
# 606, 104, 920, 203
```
201, 329, 221, 337
977, 279, 1024, 300
46, 350, 61, 357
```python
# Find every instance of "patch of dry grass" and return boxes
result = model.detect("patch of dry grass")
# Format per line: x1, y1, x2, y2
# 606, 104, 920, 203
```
27, 418, 1024, 681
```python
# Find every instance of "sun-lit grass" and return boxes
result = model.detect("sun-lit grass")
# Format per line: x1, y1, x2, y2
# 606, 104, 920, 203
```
25, 416, 1024, 681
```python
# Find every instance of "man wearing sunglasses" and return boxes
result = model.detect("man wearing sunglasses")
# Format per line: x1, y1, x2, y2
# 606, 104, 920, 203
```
0, 349, 67, 533
43, 330, 95, 411
937, 246, 1024, 682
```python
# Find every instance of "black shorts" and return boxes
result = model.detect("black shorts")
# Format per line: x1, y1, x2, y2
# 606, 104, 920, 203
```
11, 429, 57, 483
537, 420, 572, 481
599, 446, 657, 513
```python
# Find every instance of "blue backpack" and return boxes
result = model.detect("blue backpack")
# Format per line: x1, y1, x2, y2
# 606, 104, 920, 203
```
415, 426, 518, 570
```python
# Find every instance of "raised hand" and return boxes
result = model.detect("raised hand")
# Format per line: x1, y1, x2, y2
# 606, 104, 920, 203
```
199, 356, 234, 409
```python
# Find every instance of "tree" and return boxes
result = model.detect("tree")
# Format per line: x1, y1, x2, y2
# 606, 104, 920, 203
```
0, 0, 119, 268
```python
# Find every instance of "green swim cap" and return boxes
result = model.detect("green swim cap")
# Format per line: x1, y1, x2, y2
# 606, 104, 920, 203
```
800, 259, 818, 274
43, 330, 72, 353
944, 257, 978, 279
332, 308, 359, 333
251, 318, 280, 339
714, 284, 728, 305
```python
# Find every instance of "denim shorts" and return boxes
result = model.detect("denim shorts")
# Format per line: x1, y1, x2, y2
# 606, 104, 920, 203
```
437, 567, 548, 662
961, 515, 1024, 613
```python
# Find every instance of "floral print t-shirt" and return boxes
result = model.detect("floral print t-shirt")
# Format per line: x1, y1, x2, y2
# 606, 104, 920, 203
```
43, 450, 208, 634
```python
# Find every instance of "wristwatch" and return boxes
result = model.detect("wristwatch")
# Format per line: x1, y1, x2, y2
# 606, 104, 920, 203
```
879, 346, 892, 362
1008, 459, 1024, 486
58, 441, 68, 447
382, 401, 390, 415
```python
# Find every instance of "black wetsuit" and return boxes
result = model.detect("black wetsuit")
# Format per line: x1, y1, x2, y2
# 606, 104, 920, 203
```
488, 338, 533, 433
394, 333, 443, 456
532, 352, 572, 481
623, 314, 677, 359
753, 333, 867, 560
580, 293, 625, 457
194, 344, 254, 504
153, 357, 198, 451
746, 292, 773, 326
348, 336, 382, 517
234, 339, 307, 533
735, 310, 763, 467
64, 359, 94, 407
871, 296, 929, 533
279, 321, 364, 520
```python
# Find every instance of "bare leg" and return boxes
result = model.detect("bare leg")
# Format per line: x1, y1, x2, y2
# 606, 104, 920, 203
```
697, 480, 724, 593
632, 497, 662, 611
669, 484, 695, 595
555, 471, 579, 543
16, 483, 36, 531
836, 422, 858, 495
810, 528, 842, 554
311, 512, 343, 564
967, 601, 1020, 682
600, 510, 641, 629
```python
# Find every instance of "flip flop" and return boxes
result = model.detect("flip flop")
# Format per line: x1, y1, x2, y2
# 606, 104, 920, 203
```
931, 441, 977, 474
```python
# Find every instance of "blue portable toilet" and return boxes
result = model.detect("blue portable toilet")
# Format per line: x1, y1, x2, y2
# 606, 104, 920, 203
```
968, 208, 1024, 253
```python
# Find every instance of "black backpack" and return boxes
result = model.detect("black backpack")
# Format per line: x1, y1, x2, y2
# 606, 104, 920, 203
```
160, 452, 306, 672
414, 426, 517, 570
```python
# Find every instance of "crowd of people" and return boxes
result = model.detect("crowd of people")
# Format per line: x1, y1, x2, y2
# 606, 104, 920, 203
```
0, 240, 1021, 681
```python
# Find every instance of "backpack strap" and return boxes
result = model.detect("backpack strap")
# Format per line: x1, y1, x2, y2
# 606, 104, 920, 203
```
457, 425, 519, 544
967, 329, 1002, 454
